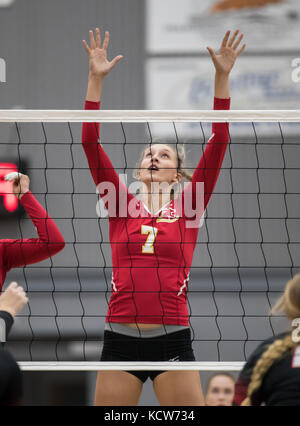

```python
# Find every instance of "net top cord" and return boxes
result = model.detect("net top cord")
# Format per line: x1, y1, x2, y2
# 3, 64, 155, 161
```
0, 109, 300, 122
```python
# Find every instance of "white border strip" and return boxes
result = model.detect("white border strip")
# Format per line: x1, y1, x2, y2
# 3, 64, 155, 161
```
18, 361, 245, 371
0, 110, 300, 122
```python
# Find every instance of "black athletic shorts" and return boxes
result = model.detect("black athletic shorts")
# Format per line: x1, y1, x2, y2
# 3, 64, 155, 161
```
100, 328, 195, 383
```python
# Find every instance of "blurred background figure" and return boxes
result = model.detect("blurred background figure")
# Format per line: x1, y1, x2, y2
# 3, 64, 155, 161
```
0, 282, 28, 405
205, 372, 236, 406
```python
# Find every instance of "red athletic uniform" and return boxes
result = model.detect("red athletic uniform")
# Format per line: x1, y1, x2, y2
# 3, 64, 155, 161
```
0, 191, 65, 290
82, 97, 230, 326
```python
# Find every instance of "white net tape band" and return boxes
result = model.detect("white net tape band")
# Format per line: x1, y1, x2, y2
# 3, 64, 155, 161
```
0, 109, 300, 122
18, 362, 245, 372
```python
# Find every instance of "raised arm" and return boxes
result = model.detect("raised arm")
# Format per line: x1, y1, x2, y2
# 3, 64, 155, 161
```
207, 29, 245, 99
82, 28, 123, 103
82, 29, 133, 216
1, 173, 65, 272
183, 31, 245, 218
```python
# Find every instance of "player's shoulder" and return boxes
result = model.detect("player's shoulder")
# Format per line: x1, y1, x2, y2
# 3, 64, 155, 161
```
241, 332, 290, 378
254, 332, 290, 358
263, 332, 290, 346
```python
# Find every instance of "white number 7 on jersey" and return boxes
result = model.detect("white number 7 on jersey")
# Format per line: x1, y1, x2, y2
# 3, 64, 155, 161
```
141, 225, 158, 254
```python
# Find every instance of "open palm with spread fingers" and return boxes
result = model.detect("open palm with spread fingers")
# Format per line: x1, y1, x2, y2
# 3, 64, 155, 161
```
207, 29, 246, 75
82, 28, 123, 78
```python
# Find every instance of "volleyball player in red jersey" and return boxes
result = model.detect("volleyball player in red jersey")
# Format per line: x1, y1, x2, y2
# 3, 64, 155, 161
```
82, 29, 245, 406
0, 173, 65, 290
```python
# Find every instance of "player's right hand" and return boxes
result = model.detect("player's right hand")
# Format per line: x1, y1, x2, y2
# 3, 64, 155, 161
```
5, 172, 30, 199
0, 282, 29, 317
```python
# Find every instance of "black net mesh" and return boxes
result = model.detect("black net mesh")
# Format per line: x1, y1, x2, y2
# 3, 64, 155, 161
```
0, 119, 299, 363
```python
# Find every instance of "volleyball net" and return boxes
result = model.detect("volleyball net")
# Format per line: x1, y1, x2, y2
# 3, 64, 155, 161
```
1, 109, 299, 371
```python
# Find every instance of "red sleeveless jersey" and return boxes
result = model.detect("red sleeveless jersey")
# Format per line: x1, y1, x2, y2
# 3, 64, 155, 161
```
82, 97, 230, 325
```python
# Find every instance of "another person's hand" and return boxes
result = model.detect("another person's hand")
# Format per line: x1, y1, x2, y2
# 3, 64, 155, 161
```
207, 30, 246, 75
0, 282, 28, 317
82, 28, 123, 79
5, 172, 30, 200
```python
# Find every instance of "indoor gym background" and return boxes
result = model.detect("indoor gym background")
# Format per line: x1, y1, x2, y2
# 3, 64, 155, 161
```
0, 0, 299, 405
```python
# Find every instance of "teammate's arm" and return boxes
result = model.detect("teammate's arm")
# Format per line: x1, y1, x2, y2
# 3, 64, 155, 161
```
2, 173, 65, 271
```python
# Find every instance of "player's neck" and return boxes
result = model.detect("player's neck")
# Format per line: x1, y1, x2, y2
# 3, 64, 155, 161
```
140, 189, 171, 214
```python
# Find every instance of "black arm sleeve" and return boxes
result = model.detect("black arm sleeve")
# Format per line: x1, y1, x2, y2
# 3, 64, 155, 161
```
0, 311, 14, 341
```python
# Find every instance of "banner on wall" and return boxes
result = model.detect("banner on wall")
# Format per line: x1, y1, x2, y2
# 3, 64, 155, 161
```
146, 56, 300, 137
146, 0, 300, 53
0, 0, 14, 6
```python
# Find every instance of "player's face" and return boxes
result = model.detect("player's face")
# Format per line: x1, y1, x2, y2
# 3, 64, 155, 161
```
138, 144, 180, 186
205, 376, 235, 406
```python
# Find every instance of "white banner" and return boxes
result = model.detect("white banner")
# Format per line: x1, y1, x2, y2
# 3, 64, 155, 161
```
146, 0, 300, 53
146, 56, 300, 137
0, 0, 14, 6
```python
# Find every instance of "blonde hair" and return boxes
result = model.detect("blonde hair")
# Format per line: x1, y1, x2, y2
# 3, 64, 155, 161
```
271, 274, 300, 320
132, 142, 193, 182
241, 274, 300, 406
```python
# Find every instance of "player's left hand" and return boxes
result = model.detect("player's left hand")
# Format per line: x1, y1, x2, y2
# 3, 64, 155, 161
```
207, 30, 246, 75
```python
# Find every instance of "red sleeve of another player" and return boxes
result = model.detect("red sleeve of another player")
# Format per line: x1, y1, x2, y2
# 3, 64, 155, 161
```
233, 377, 249, 406
234, 374, 262, 406
2, 191, 65, 271
82, 100, 133, 217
